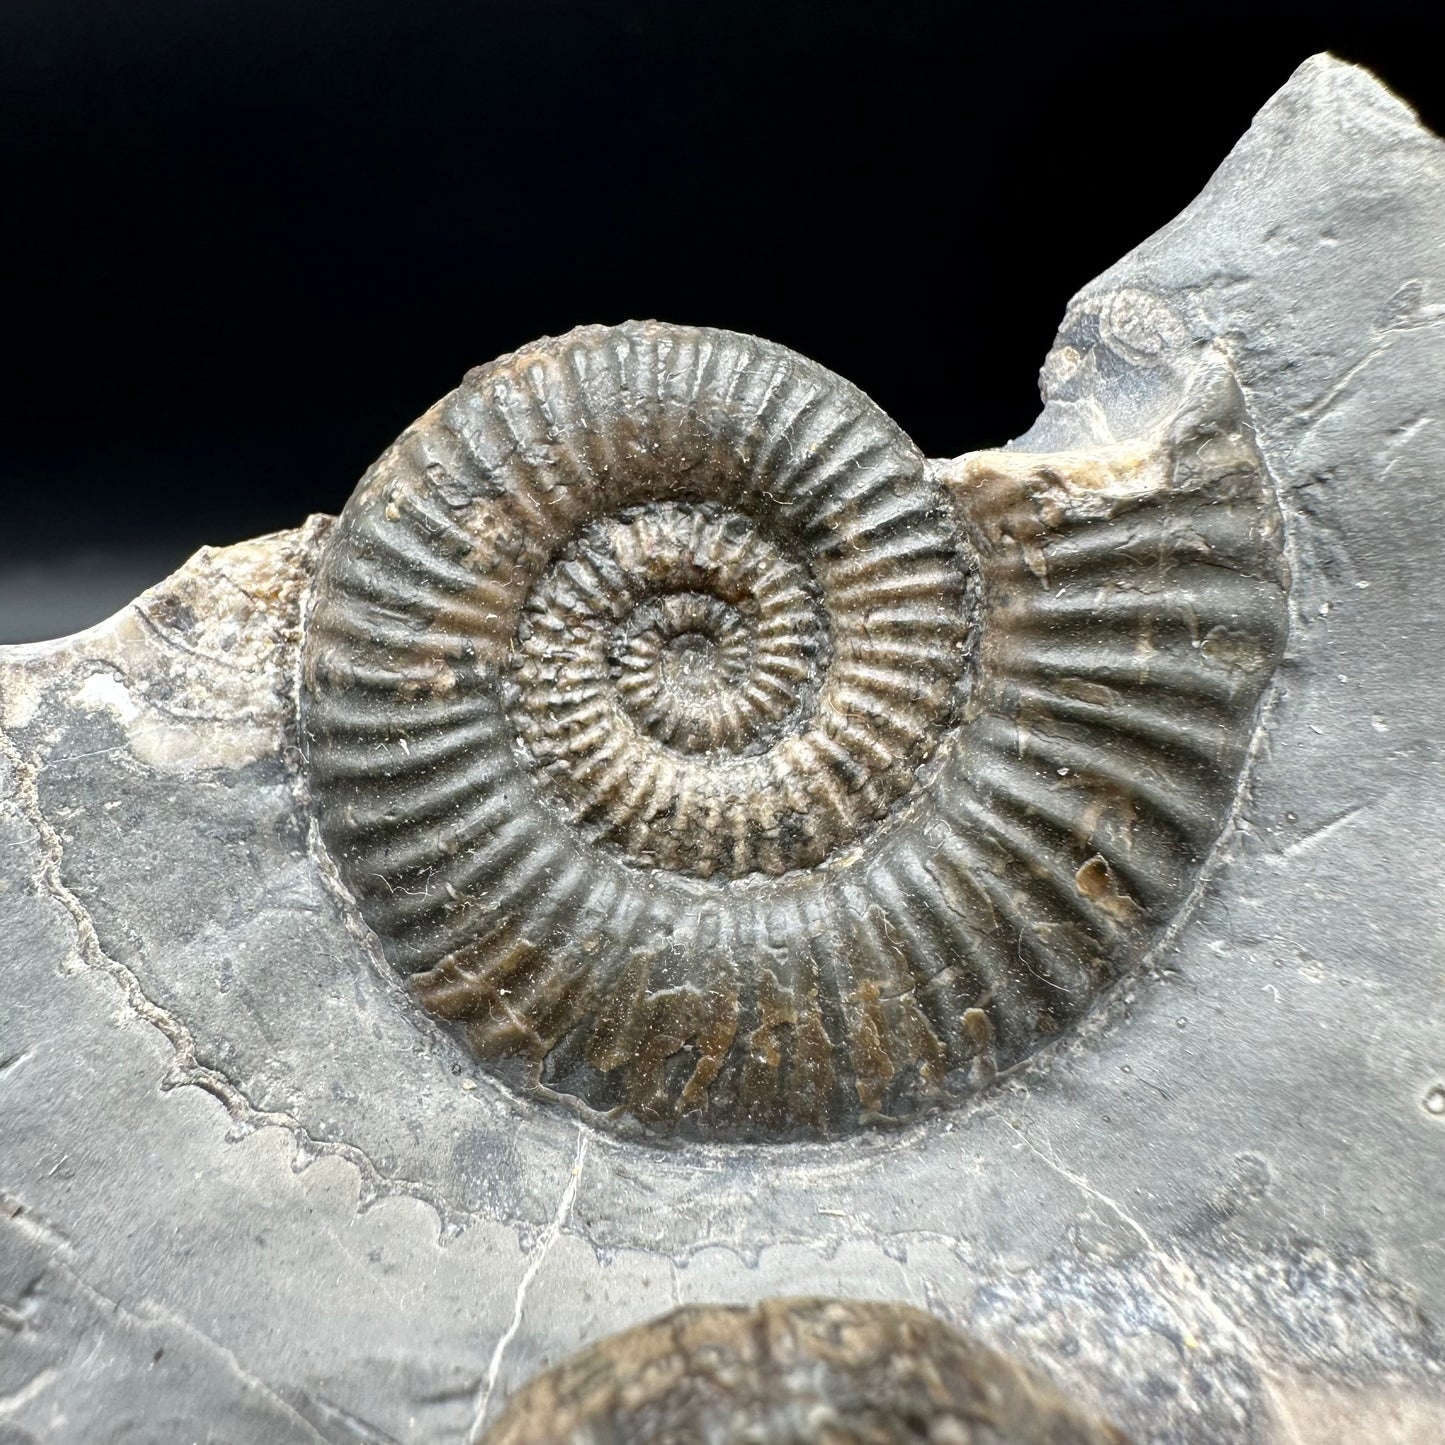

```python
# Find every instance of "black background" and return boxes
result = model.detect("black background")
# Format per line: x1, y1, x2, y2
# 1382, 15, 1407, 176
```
1, 1, 1440, 628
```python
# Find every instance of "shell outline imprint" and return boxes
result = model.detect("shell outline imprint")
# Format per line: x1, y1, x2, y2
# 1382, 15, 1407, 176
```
301, 319, 1288, 1142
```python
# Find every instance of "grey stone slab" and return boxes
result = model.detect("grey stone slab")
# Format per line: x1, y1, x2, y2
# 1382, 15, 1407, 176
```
1, 54, 1442, 1444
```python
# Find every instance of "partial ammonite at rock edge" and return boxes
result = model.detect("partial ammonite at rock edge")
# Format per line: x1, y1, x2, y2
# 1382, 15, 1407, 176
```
478, 1297, 1132, 1444
300, 319, 1288, 1141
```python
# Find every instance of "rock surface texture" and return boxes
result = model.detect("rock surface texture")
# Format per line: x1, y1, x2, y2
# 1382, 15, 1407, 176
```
0, 54, 1441, 1445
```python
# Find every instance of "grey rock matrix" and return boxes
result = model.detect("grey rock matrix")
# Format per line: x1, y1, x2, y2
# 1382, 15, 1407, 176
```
1, 54, 1442, 1444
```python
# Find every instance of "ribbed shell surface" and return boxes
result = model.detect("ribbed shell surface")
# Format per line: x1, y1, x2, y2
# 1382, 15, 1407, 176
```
301, 321, 1288, 1141
480, 1298, 1132, 1444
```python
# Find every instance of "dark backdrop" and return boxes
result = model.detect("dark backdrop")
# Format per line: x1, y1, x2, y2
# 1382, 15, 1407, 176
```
1, 1, 1440, 633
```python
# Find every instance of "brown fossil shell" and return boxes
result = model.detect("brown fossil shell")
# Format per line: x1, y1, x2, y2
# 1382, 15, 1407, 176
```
479, 1298, 1132, 1444
300, 320, 1287, 1141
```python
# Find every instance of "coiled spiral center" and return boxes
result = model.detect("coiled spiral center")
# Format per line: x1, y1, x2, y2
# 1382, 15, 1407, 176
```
509, 501, 886, 877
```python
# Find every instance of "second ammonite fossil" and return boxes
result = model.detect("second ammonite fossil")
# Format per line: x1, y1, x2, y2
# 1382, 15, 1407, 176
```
479, 1297, 1130, 1443
301, 320, 1287, 1141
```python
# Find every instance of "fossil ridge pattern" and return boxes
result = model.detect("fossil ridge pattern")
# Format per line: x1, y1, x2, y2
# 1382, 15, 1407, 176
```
479, 1298, 1132, 1444
301, 320, 1288, 1140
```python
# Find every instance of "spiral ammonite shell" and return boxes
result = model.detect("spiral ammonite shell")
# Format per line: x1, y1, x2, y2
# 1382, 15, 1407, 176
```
301, 320, 1287, 1140
480, 1298, 1132, 1444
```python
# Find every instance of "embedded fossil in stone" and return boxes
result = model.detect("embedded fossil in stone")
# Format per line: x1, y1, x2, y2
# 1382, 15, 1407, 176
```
301, 319, 1288, 1141
478, 1297, 1132, 1443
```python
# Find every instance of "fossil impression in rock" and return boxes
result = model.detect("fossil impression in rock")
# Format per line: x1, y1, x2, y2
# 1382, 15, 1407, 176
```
479, 1297, 1131, 1444
302, 320, 1288, 1140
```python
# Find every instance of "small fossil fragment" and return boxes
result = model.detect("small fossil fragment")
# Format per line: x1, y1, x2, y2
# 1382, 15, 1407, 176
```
301, 320, 1287, 1140
478, 1297, 1132, 1444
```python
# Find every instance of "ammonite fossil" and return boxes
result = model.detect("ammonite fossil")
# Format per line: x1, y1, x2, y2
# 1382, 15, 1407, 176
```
301, 320, 1287, 1140
479, 1297, 1132, 1444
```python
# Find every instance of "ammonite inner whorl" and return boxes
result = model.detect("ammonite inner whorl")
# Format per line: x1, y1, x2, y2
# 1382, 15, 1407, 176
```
479, 1298, 1132, 1444
301, 320, 1287, 1140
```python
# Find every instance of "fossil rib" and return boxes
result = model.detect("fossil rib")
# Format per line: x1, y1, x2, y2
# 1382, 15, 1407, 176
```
478, 1297, 1132, 1444
301, 320, 1287, 1140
